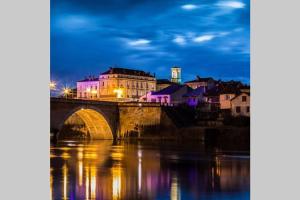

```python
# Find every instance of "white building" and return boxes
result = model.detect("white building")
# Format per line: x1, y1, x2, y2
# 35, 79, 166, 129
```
76, 77, 100, 99
230, 93, 250, 117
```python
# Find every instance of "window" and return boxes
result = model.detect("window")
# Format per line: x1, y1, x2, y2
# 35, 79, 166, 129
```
164, 96, 168, 103
102, 82, 104, 86
236, 106, 241, 113
247, 106, 250, 113
242, 96, 247, 102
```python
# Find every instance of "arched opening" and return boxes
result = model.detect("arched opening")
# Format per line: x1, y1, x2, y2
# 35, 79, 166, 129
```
59, 108, 113, 140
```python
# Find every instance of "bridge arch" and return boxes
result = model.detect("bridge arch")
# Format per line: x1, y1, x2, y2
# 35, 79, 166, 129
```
57, 106, 114, 140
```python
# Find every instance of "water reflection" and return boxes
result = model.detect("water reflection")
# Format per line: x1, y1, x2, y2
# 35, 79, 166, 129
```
62, 164, 68, 200
171, 175, 180, 200
50, 140, 250, 200
112, 166, 122, 200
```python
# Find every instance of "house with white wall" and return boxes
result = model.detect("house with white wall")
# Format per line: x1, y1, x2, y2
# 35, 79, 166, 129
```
231, 92, 250, 117
77, 77, 100, 99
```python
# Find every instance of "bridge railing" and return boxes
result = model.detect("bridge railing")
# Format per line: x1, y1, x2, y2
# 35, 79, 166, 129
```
50, 97, 161, 107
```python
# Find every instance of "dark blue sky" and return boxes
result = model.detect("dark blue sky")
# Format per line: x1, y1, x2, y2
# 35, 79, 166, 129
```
51, 0, 250, 87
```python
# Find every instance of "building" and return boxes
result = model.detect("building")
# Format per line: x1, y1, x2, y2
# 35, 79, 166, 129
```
219, 87, 240, 110
183, 87, 206, 107
141, 84, 190, 106
198, 87, 222, 112
99, 67, 156, 101
231, 92, 250, 117
185, 76, 215, 90
216, 80, 244, 90
156, 79, 176, 91
77, 76, 100, 99
171, 67, 181, 84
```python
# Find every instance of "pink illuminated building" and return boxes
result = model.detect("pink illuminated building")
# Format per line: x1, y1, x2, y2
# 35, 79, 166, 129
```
76, 77, 100, 99
140, 84, 190, 106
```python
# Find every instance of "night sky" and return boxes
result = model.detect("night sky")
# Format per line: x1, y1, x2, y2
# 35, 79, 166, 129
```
51, 0, 250, 87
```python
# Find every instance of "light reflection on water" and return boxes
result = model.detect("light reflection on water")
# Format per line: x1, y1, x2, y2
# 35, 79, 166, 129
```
50, 140, 250, 200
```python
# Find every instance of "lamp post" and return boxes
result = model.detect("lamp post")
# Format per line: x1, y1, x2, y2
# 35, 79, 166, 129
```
63, 87, 71, 99
113, 88, 123, 101
50, 81, 57, 97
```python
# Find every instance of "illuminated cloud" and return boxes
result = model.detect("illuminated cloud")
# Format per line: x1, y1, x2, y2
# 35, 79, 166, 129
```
219, 31, 230, 36
216, 1, 245, 9
51, 0, 250, 84
193, 35, 215, 43
128, 39, 151, 46
181, 4, 199, 10
173, 35, 186, 45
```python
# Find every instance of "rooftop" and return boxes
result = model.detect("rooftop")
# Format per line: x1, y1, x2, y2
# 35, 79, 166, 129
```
231, 92, 250, 101
152, 84, 188, 95
204, 87, 222, 97
183, 86, 206, 97
101, 67, 154, 77
77, 77, 99, 82
156, 79, 174, 84
185, 76, 214, 83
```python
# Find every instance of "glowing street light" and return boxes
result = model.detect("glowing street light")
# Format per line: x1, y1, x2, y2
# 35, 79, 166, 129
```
63, 87, 71, 98
113, 88, 123, 99
50, 81, 56, 90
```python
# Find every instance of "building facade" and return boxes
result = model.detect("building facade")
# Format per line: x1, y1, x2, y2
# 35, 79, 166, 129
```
183, 87, 206, 107
77, 77, 100, 99
141, 85, 190, 106
185, 76, 215, 90
220, 93, 237, 110
231, 93, 250, 117
99, 67, 156, 101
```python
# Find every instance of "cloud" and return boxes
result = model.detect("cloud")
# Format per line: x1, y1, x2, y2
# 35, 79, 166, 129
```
218, 31, 230, 36
193, 35, 215, 43
181, 4, 199, 10
216, 1, 245, 9
173, 35, 186, 45
128, 39, 151, 46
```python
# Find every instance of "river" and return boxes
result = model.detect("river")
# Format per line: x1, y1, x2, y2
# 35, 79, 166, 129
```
50, 140, 250, 200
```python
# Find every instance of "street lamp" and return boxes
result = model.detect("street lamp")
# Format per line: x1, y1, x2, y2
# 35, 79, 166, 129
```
63, 87, 71, 99
113, 88, 123, 99
50, 81, 56, 90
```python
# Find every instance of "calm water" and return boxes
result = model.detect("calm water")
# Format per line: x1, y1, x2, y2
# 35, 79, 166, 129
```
50, 140, 250, 200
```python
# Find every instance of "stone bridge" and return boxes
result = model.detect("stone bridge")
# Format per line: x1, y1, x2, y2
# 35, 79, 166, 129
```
50, 98, 164, 140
